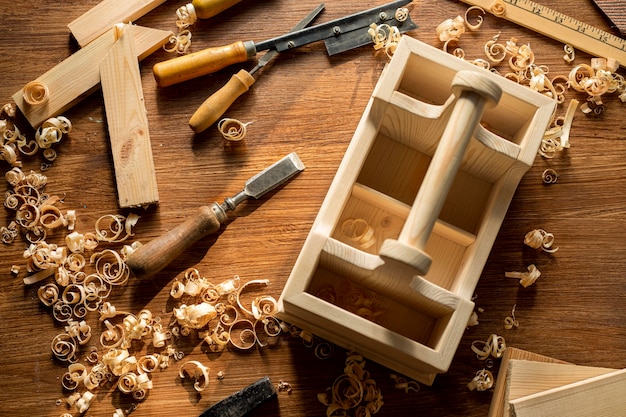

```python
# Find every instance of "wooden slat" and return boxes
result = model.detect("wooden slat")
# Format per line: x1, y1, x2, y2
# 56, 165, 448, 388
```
509, 368, 626, 417
68, 0, 168, 47
488, 348, 568, 417
100, 24, 159, 208
505, 360, 615, 417
12, 25, 172, 128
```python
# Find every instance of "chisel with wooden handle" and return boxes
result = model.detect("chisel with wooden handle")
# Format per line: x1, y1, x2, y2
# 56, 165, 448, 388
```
126, 153, 305, 279
153, 0, 416, 87
188, 4, 325, 134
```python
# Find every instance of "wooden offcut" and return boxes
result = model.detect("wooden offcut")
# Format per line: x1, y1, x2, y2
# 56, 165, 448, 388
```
100, 24, 159, 208
68, 0, 168, 47
12, 25, 172, 129
509, 368, 626, 417
488, 348, 568, 417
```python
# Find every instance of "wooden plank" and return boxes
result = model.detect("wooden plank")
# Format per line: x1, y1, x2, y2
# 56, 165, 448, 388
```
592, 0, 626, 36
12, 24, 172, 128
100, 24, 159, 208
505, 360, 615, 417
68, 0, 168, 47
488, 348, 568, 417
509, 368, 626, 417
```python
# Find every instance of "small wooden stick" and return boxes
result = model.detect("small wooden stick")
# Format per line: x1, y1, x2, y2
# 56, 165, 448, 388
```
380, 70, 501, 275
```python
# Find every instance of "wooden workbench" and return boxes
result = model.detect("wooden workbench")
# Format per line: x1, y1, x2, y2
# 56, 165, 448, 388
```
0, 1, 624, 416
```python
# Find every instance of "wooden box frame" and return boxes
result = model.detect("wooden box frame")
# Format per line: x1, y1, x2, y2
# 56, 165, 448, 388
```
277, 36, 555, 384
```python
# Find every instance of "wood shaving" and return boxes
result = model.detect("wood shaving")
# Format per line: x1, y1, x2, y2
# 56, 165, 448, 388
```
504, 304, 520, 329
542, 168, 558, 183
390, 374, 420, 393
467, 369, 494, 391
471, 333, 506, 360
505, 264, 541, 287
217, 118, 252, 141
524, 229, 558, 253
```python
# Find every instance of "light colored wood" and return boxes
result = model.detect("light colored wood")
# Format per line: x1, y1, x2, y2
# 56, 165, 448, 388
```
12, 25, 172, 128
489, 348, 569, 417
278, 36, 555, 384
458, 0, 626, 68
505, 360, 615, 417
509, 368, 626, 417
100, 24, 159, 208
68, 0, 167, 47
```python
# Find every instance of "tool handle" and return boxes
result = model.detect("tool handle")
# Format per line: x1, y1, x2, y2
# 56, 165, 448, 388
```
153, 41, 255, 87
189, 69, 256, 133
191, 0, 245, 19
127, 205, 224, 279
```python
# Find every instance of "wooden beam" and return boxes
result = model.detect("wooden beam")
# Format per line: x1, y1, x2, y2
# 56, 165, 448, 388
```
509, 368, 626, 417
12, 25, 172, 129
68, 0, 168, 47
488, 348, 568, 417
505, 360, 615, 417
100, 24, 159, 208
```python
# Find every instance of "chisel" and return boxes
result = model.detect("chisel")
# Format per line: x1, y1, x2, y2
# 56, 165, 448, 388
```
126, 152, 305, 279
182, 0, 248, 21
188, 4, 325, 134
153, 0, 416, 87
198, 376, 276, 417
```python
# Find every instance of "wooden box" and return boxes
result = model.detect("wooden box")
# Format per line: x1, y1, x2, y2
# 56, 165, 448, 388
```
277, 36, 555, 384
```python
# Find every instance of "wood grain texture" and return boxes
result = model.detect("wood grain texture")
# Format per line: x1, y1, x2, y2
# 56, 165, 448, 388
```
100, 24, 159, 208
592, 0, 626, 35
1, 1, 625, 416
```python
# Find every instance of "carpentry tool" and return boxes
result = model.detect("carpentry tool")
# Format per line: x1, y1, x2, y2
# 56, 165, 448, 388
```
458, 0, 626, 67
153, 0, 417, 87
198, 376, 277, 417
185, 0, 248, 21
188, 4, 325, 134
126, 152, 305, 279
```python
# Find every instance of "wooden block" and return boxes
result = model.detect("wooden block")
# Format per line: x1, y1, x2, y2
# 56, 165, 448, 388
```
12, 25, 172, 129
505, 360, 615, 417
68, 0, 168, 47
100, 24, 159, 208
509, 368, 626, 417
488, 348, 567, 417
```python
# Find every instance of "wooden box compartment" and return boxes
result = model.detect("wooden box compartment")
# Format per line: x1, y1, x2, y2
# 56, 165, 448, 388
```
278, 36, 555, 384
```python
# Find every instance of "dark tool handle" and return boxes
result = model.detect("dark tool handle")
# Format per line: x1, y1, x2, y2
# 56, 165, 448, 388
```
153, 41, 253, 87
127, 204, 224, 279
189, 69, 255, 133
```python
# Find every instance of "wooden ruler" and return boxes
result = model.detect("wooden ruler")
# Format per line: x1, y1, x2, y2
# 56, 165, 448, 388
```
457, 0, 626, 67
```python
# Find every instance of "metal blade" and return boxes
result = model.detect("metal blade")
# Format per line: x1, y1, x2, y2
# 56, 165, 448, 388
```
244, 152, 305, 199
254, 0, 416, 54
251, 4, 325, 75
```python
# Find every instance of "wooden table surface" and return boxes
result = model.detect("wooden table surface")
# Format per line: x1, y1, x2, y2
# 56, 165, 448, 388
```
1, 1, 625, 416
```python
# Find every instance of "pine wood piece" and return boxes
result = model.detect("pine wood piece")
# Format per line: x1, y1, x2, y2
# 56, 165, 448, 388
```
100, 24, 159, 208
12, 25, 172, 129
277, 36, 556, 385
505, 360, 615, 417
509, 368, 626, 417
488, 348, 568, 417
68, 0, 168, 47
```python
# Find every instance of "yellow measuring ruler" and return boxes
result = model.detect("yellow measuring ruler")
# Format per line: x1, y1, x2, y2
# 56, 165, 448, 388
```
457, 0, 626, 67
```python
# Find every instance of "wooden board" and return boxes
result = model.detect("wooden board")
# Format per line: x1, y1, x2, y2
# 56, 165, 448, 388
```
509, 368, 626, 417
488, 348, 568, 417
100, 24, 159, 208
592, 0, 626, 36
12, 24, 172, 128
68, 0, 168, 47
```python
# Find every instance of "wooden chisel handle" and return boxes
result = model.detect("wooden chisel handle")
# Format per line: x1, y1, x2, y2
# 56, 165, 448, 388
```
190, 0, 245, 19
189, 69, 255, 133
126, 204, 227, 279
153, 41, 256, 87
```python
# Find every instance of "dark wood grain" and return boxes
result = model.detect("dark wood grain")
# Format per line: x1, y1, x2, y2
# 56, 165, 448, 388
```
592, 0, 626, 35
1, 1, 625, 416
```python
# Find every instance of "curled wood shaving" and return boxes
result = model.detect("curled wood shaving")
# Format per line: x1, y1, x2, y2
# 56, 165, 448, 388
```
467, 369, 494, 391
176, 3, 197, 27
504, 304, 520, 329
563, 44, 575, 63
23, 80, 49, 105
341, 218, 376, 249
278, 380, 293, 394
505, 264, 541, 287
390, 374, 420, 393
164, 29, 193, 55
217, 118, 251, 141
436, 15, 465, 42
368, 23, 402, 58
464, 6, 485, 31
471, 333, 506, 360
542, 168, 558, 184
490, 0, 506, 16
524, 229, 558, 253
179, 360, 210, 392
